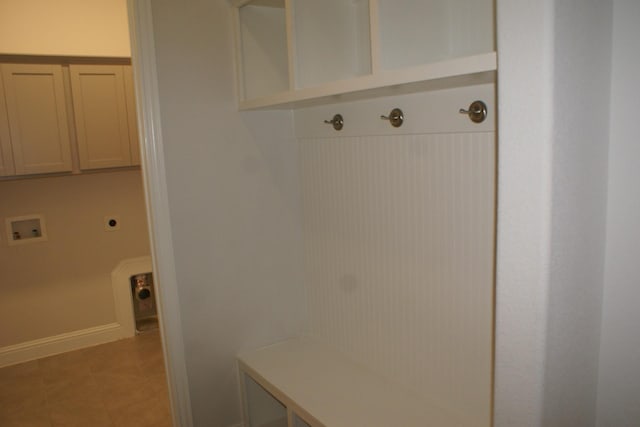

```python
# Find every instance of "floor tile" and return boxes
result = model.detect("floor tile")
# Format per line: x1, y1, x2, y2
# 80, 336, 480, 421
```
109, 395, 172, 427
44, 374, 102, 405
97, 372, 157, 412
85, 346, 142, 376
48, 394, 111, 427
0, 329, 171, 427
0, 371, 47, 415
0, 360, 40, 381
39, 350, 92, 383
0, 406, 51, 427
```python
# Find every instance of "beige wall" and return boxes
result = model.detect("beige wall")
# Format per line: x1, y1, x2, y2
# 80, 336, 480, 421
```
0, 170, 150, 347
0, 0, 130, 57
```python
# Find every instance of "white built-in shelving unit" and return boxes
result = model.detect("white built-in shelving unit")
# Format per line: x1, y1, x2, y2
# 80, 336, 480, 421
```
231, 0, 496, 110
232, 1, 496, 426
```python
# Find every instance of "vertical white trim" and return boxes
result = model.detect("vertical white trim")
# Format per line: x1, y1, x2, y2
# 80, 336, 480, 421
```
368, 0, 380, 74
285, 0, 296, 90
127, 1, 194, 426
494, 0, 554, 425
230, 5, 245, 104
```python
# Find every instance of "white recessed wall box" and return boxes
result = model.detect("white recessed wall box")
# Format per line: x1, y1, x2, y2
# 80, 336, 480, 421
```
5, 214, 48, 246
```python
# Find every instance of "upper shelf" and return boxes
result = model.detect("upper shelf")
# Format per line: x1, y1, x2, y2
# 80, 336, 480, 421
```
238, 52, 496, 110
232, 0, 496, 110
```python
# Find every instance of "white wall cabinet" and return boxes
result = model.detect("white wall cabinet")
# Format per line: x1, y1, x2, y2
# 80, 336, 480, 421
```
232, 0, 496, 109
0, 64, 73, 175
0, 62, 140, 178
69, 64, 138, 170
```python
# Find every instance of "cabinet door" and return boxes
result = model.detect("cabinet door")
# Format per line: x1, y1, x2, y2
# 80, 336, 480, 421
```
69, 65, 132, 170
1, 64, 72, 175
123, 65, 141, 166
0, 71, 15, 176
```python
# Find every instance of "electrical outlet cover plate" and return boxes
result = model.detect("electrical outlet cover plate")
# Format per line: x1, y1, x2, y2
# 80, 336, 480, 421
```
104, 215, 121, 231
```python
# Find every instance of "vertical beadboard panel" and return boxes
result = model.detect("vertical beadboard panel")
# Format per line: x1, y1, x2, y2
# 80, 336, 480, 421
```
300, 132, 495, 425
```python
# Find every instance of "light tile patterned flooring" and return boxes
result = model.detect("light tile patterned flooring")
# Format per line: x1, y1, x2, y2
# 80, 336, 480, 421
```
0, 330, 172, 427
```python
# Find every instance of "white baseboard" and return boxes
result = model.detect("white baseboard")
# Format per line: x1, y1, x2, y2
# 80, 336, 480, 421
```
0, 323, 124, 368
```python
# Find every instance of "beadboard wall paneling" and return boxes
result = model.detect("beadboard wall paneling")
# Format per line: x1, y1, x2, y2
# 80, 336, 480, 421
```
300, 131, 495, 425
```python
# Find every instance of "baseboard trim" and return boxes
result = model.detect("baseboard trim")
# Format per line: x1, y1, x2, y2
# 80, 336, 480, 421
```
0, 323, 124, 368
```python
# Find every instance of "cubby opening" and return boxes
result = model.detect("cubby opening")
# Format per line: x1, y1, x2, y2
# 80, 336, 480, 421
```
376, 0, 495, 71
237, 0, 289, 100
291, 413, 311, 427
243, 373, 288, 427
292, 0, 371, 88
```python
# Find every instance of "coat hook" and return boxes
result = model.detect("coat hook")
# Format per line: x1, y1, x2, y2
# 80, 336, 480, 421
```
380, 108, 404, 127
459, 100, 487, 123
323, 114, 344, 131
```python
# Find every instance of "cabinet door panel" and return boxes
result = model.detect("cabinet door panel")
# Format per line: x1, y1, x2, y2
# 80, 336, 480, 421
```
0, 71, 15, 176
70, 65, 131, 170
1, 64, 72, 175
123, 66, 141, 166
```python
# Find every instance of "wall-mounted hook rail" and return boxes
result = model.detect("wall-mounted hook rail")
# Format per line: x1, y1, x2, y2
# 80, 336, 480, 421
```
380, 108, 404, 127
324, 114, 344, 131
459, 100, 487, 123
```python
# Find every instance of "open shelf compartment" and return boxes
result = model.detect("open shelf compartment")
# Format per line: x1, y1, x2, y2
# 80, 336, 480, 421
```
375, 0, 495, 71
232, 0, 496, 110
235, 0, 290, 100
292, 0, 371, 89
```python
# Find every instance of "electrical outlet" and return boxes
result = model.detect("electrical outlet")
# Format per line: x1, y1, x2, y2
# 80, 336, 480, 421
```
104, 215, 121, 231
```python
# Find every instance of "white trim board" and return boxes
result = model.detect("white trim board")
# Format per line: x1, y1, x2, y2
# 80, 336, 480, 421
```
127, 1, 194, 426
0, 323, 123, 368
293, 83, 495, 138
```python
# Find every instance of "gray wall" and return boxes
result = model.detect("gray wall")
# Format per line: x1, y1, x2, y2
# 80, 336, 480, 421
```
149, 1, 305, 425
495, 1, 612, 425
494, 0, 555, 423
543, 1, 612, 425
597, 1, 640, 425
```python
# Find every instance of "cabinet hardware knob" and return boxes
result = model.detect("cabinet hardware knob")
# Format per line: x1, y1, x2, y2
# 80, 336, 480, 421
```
323, 114, 344, 131
380, 108, 404, 127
